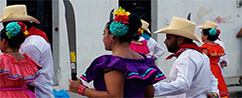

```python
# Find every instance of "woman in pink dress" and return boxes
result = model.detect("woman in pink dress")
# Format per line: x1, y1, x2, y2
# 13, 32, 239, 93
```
129, 28, 150, 56
0, 22, 40, 98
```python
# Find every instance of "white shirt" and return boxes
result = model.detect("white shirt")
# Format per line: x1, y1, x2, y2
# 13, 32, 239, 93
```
139, 37, 165, 58
154, 49, 218, 98
20, 35, 54, 98
214, 39, 229, 76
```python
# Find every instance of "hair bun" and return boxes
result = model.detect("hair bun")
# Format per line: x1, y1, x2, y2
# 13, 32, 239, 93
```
6, 22, 21, 39
128, 14, 142, 34
209, 28, 217, 36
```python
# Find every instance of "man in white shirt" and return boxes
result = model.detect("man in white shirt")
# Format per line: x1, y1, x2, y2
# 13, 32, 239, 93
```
153, 17, 219, 98
0, 5, 54, 98
139, 20, 165, 59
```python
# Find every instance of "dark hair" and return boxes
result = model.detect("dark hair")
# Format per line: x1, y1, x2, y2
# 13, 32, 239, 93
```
106, 14, 142, 43
202, 28, 218, 41
133, 34, 140, 41
0, 29, 26, 49
183, 37, 193, 43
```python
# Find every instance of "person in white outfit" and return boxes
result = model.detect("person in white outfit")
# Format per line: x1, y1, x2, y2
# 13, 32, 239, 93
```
198, 20, 229, 76
0, 5, 54, 98
139, 20, 165, 59
153, 17, 219, 98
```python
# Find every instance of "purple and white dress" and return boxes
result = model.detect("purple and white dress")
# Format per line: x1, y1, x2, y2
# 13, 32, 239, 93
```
81, 54, 166, 97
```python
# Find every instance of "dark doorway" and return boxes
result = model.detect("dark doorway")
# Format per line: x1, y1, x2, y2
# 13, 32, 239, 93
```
7, 0, 53, 45
119, 0, 151, 29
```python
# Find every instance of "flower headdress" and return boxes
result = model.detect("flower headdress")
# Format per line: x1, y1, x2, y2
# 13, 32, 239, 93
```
109, 7, 130, 36
209, 28, 218, 36
136, 28, 144, 36
5, 22, 28, 39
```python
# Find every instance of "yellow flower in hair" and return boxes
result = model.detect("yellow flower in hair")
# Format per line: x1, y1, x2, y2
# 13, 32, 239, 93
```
113, 7, 130, 16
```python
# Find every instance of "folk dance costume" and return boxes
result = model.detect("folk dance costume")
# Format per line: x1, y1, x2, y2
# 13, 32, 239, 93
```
81, 54, 166, 97
201, 43, 229, 97
0, 53, 41, 98
130, 40, 150, 56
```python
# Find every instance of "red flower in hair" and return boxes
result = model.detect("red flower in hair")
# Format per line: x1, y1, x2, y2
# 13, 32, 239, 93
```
216, 29, 220, 35
17, 22, 27, 32
114, 15, 129, 24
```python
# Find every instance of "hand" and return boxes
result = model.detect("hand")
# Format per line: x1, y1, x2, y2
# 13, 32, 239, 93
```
207, 93, 214, 98
237, 28, 242, 38
220, 61, 227, 68
69, 78, 83, 93
152, 55, 157, 60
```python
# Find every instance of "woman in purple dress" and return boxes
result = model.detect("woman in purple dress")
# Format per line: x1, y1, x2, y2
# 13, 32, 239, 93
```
69, 7, 165, 97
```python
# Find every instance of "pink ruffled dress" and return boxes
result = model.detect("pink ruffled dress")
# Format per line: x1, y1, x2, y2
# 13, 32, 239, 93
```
129, 40, 150, 56
0, 53, 41, 98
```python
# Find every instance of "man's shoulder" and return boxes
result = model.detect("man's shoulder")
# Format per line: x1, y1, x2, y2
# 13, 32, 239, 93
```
180, 49, 206, 59
25, 35, 49, 44
178, 49, 209, 62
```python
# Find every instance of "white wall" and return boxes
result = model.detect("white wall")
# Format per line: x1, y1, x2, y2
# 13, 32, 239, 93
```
154, 0, 242, 82
0, 0, 6, 54
0, 0, 6, 31
56, 0, 118, 90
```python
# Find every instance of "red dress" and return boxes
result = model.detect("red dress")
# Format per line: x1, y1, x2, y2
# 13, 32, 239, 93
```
200, 43, 229, 97
0, 53, 40, 98
129, 40, 150, 56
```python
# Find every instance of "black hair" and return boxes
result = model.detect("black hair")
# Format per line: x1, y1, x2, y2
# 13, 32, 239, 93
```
202, 28, 218, 41
183, 37, 193, 43
106, 14, 142, 43
133, 34, 140, 41
0, 29, 26, 49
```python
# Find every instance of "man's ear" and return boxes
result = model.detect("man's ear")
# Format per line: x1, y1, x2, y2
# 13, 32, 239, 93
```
177, 37, 184, 44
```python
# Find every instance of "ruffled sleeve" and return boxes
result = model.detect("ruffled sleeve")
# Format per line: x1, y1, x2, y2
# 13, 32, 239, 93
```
81, 55, 165, 85
81, 55, 127, 82
0, 53, 41, 82
200, 43, 225, 56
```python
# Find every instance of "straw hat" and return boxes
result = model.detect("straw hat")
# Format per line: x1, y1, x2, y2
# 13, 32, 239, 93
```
197, 20, 217, 29
0, 5, 40, 24
141, 19, 151, 33
154, 17, 202, 43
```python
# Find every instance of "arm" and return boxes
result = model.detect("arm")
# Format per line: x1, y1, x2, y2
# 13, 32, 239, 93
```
150, 38, 165, 59
153, 54, 195, 96
219, 54, 229, 68
202, 49, 209, 56
144, 85, 154, 98
69, 68, 125, 98
236, 27, 242, 38
215, 39, 229, 68
208, 71, 220, 97
20, 44, 41, 63
153, 42, 165, 59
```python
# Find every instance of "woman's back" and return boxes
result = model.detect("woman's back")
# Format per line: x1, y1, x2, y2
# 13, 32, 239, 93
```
0, 53, 40, 98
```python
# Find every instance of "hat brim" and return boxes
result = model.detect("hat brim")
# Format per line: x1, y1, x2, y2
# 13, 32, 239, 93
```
0, 15, 40, 24
144, 28, 151, 34
197, 25, 215, 29
197, 25, 207, 29
154, 27, 203, 43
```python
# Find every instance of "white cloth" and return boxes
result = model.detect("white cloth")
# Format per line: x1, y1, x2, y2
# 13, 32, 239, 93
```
139, 37, 165, 58
154, 49, 218, 98
19, 35, 54, 98
214, 39, 229, 76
